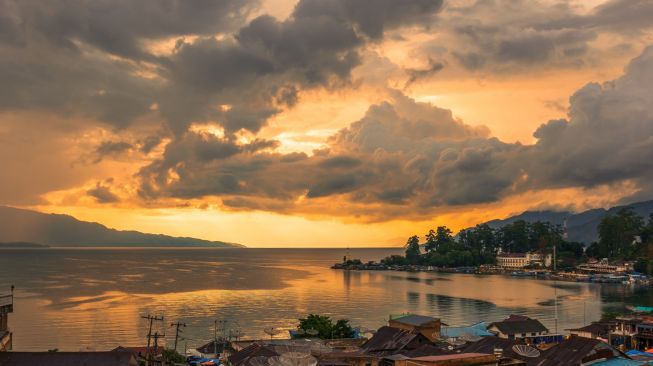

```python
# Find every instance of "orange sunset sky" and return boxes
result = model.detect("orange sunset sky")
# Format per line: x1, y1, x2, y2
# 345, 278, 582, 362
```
2, 0, 653, 247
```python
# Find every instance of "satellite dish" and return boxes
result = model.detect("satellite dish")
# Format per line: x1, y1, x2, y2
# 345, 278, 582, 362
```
305, 329, 319, 337
231, 329, 244, 340
511, 345, 540, 358
264, 327, 282, 340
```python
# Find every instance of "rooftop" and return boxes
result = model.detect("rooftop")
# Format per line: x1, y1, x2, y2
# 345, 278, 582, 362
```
228, 343, 280, 366
390, 314, 440, 327
488, 316, 548, 335
361, 326, 427, 355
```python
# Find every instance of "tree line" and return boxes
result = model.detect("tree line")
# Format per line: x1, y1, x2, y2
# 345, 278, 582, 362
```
382, 208, 653, 270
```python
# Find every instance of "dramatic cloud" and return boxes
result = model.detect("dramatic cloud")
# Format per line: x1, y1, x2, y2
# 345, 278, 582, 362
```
527, 45, 653, 192
2, 0, 653, 236
137, 45, 653, 220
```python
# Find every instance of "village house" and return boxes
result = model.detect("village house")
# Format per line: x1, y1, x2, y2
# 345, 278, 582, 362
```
462, 335, 630, 366
0, 286, 13, 352
496, 253, 552, 269
487, 315, 550, 342
361, 326, 433, 357
388, 314, 442, 341
566, 321, 613, 340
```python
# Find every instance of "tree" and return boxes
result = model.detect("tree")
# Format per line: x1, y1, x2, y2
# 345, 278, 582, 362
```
405, 235, 421, 264
424, 229, 437, 252
381, 255, 407, 266
298, 314, 354, 339
597, 208, 644, 259
425, 226, 454, 252
332, 319, 355, 339
298, 314, 333, 339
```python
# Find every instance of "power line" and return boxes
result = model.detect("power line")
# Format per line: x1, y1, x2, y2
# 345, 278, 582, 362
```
141, 314, 164, 366
170, 321, 186, 353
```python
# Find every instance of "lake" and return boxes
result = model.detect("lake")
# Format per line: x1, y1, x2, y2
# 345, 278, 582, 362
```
0, 247, 650, 352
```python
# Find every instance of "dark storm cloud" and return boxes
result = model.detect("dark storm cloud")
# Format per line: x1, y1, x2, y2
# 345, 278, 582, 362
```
2, 0, 258, 60
437, 0, 653, 72
93, 141, 133, 163
137, 45, 653, 219
0, 0, 446, 139
137, 91, 522, 216
159, 0, 444, 135
526, 45, 653, 190
293, 0, 443, 40
87, 182, 120, 203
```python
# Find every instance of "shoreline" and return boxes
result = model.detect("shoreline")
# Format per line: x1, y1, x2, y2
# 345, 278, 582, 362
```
330, 263, 651, 285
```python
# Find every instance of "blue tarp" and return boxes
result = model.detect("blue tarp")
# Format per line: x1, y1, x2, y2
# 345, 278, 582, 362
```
589, 358, 646, 365
441, 322, 493, 339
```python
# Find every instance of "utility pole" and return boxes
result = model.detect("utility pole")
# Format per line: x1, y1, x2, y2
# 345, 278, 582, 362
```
214, 320, 227, 355
142, 314, 164, 366
171, 321, 186, 353
152, 332, 165, 365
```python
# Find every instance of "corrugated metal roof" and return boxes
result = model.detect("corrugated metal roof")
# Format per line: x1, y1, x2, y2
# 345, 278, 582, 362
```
391, 314, 439, 327
361, 326, 428, 355
228, 343, 280, 366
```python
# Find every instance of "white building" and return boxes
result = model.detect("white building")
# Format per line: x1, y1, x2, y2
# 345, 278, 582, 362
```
496, 252, 552, 269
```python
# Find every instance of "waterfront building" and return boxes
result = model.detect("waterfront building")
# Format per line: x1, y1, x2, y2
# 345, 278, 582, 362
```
566, 321, 613, 340
633, 319, 653, 350
496, 252, 552, 269
0, 286, 13, 352
577, 259, 634, 274
0, 351, 137, 366
609, 317, 640, 349
388, 314, 442, 341
487, 315, 550, 342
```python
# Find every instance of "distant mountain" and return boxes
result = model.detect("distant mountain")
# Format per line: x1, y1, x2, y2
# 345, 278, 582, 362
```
0, 241, 49, 248
0, 206, 244, 248
483, 200, 653, 244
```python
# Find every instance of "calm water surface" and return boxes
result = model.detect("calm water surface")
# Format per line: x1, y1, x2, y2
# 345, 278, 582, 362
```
0, 247, 651, 352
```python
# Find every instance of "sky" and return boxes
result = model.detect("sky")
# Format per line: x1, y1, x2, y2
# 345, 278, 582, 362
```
1, 0, 653, 247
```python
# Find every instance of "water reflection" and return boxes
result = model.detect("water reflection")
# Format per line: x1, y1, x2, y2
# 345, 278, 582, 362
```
0, 248, 650, 352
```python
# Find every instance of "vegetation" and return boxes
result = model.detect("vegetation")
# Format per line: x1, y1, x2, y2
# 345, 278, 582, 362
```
382, 220, 583, 268
379, 209, 653, 270
163, 349, 186, 363
297, 314, 355, 339
583, 209, 653, 274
